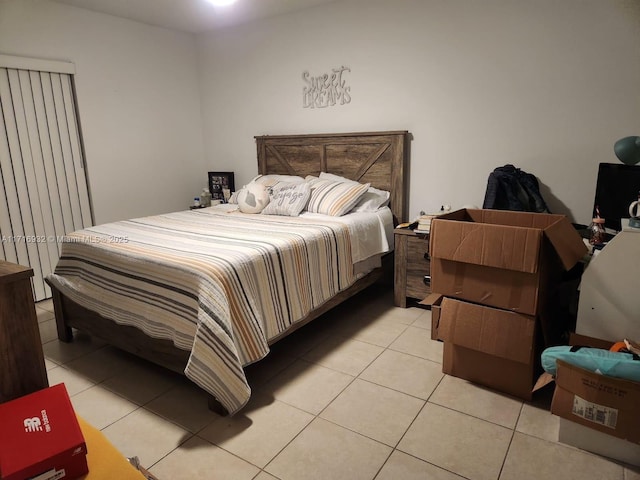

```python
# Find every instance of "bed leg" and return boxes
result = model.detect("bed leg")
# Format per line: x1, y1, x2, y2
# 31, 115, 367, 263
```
207, 395, 229, 416
49, 285, 73, 342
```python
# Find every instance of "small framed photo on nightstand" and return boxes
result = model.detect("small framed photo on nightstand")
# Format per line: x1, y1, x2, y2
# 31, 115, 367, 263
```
208, 172, 235, 202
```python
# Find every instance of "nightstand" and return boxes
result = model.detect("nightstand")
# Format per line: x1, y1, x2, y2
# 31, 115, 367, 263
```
394, 228, 431, 307
0, 261, 48, 403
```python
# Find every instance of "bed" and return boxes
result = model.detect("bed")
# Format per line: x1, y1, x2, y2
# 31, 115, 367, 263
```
46, 130, 409, 415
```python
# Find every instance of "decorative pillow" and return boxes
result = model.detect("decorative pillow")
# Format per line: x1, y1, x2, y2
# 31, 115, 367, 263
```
305, 176, 370, 216
317, 172, 354, 183
252, 174, 306, 188
318, 172, 390, 212
237, 182, 270, 214
261, 182, 311, 217
350, 187, 390, 212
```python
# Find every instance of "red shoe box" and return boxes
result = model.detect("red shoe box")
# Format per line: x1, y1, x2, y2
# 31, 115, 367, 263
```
0, 384, 88, 480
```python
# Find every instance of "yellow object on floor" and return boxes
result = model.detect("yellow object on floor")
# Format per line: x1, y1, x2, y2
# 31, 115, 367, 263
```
76, 416, 148, 480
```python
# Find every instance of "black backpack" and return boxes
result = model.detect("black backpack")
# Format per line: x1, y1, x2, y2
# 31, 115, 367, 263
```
482, 164, 550, 213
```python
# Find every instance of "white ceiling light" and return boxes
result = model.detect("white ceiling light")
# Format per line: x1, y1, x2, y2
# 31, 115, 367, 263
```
206, 0, 236, 5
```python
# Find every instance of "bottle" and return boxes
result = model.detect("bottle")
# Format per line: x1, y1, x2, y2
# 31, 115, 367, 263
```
201, 188, 212, 207
193, 197, 201, 207
588, 215, 606, 245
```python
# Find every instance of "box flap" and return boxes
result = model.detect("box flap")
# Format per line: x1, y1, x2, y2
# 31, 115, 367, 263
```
438, 297, 535, 364
420, 293, 444, 341
533, 372, 556, 391
439, 209, 563, 229
569, 333, 615, 350
544, 218, 589, 270
418, 293, 443, 307
431, 209, 587, 272
430, 219, 542, 273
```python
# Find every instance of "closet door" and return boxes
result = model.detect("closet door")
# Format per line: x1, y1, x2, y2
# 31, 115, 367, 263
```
0, 56, 92, 301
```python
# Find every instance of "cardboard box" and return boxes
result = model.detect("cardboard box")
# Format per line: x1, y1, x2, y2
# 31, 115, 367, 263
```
551, 358, 640, 445
438, 297, 540, 400
0, 384, 88, 480
429, 209, 586, 316
535, 333, 640, 462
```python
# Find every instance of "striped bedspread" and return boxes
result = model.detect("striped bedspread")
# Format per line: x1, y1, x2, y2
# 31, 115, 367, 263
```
47, 208, 358, 414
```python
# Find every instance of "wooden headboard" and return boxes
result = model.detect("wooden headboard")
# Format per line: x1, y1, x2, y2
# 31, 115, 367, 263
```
255, 131, 409, 224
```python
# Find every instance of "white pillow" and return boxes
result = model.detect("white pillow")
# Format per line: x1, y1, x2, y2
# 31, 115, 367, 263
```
318, 172, 390, 212
351, 188, 391, 212
261, 182, 311, 217
318, 172, 354, 183
252, 174, 306, 188
237, 182, 270, 214
305, 176, 370, 216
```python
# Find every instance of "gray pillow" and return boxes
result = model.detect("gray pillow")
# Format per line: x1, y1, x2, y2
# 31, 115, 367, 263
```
261, 182, 311, 217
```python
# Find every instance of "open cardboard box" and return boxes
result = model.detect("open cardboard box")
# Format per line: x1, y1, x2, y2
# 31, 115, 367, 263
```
436, 297, 541, 400
545, 333, 640, 446
429, 209, 586, 316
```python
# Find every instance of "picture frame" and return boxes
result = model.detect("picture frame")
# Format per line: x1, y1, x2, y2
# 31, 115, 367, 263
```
207, 172, 235, 202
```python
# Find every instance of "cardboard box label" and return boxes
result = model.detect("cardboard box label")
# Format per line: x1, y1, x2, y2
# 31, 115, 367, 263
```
32, 468, 66, 480
572, 395, 618, 429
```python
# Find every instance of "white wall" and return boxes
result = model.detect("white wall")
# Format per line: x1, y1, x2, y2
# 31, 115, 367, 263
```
1, 0, 637, 226
197, 0, 640, 225
0, 0, 206, 224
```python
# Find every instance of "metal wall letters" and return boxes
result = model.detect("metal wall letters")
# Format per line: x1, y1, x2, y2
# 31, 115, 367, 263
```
302, 66, 351, 108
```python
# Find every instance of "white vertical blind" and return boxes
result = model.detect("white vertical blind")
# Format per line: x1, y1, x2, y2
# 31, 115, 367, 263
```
0, 64, 92, 301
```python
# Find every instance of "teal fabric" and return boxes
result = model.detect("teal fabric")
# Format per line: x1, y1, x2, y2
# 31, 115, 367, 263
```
541, 346, 640, 382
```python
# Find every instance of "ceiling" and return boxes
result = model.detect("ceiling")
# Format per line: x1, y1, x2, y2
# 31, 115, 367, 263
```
51, 0, 344, 34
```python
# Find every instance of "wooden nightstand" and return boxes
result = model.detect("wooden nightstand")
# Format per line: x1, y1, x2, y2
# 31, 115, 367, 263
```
394, 228, 431, 307
0, 261, 48, 403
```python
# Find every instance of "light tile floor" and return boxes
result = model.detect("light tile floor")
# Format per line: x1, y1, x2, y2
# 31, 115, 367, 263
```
35, 286, 640, 480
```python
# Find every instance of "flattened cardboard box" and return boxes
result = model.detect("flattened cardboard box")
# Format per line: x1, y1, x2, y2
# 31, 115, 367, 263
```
0, 384, 88, 480
438, 297, 539, 400
552, 360, 640, 445
429, 209, 586, 316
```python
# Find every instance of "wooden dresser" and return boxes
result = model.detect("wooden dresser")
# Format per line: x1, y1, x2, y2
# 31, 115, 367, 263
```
0, 261, 48, 403
394, 228, 431, 307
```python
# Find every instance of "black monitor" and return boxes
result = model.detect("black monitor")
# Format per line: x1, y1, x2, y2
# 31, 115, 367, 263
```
593, 162, 640, 232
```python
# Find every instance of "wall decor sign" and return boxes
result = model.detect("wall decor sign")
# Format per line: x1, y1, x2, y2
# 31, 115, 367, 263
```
302, 66, 351, 108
